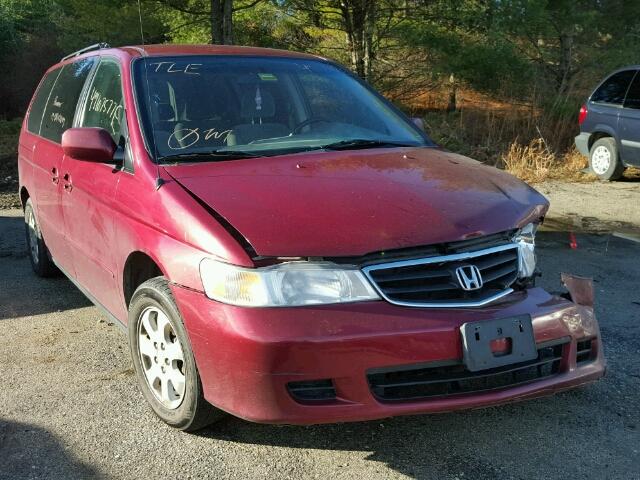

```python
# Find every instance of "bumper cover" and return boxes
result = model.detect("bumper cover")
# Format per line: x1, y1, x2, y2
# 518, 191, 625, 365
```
575, 132, 591, 157
172, 284, 605, 425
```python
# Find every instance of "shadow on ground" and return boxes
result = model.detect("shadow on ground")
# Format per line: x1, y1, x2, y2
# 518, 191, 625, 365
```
198, 386, 621, 478
0, 419, 102, 479
0, 214, 91, 319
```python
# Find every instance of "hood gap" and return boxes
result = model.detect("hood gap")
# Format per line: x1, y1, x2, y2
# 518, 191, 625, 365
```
168, 173, 258, 259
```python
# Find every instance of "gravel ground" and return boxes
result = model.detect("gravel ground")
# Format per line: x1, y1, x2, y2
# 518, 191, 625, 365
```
538, 178, 640, 237
1, 189, 640, 479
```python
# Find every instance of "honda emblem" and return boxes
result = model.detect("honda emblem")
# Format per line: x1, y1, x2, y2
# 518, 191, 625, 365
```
455, 265, 483, 291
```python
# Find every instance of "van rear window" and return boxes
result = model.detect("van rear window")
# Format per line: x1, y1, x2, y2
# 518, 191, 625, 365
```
591, 70, 636, 105
27, 69, 61, 135
39, 58, 96, 143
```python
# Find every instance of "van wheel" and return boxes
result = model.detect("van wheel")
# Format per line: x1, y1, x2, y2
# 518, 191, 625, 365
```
128, 276, 226, 431
24, 198, 58, 277
589, 137, 624, 181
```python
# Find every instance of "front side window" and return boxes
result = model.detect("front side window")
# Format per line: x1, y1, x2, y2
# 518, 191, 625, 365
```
133, 56, 430, 161
79, 59, 124, 144
591, 70, 636, 105
27, 68, 62, 135
40, 57, 96, 143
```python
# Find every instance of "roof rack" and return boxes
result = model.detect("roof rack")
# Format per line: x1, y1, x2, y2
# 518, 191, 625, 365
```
61, 43, 110, 62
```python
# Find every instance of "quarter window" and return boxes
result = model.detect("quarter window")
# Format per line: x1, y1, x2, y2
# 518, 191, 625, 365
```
40, 58, 96, 143
80, 59, 124, 143
27, 68, 61, 135
591, 70, 636, 105
623, 71, 640, 109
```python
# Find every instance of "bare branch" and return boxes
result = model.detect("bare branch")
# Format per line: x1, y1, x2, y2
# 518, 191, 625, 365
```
233, 0, 264, 12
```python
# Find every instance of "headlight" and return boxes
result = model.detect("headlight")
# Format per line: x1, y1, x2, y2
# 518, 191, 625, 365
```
514, 222, 538, 278
200, 259, 380, 307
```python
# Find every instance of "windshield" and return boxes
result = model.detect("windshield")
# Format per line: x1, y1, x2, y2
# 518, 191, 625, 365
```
133, 55, 431, 162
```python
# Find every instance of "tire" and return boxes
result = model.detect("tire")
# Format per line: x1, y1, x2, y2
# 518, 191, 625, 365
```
24, 198, 58, 277
589, 137, 624, 181
128, 276, 225, 431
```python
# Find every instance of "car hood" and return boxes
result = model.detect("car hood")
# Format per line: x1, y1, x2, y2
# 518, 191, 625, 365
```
164, 147, 548, 257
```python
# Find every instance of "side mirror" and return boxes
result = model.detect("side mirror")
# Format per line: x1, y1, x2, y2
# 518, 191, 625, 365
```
412, 117, 426, 132
62, 127, 117, 163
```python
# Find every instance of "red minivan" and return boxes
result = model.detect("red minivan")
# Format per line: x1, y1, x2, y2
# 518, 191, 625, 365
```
18, 43, 604, 431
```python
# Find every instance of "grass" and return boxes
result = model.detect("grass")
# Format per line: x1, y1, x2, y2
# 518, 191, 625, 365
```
0, 119, 21, 206
0, 118, 21, 159
421, 106, 593, 184
502, 140, 591, 184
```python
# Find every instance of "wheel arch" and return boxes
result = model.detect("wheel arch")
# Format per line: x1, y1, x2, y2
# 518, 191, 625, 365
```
20, 186, 30, 209
587, 129, 617, 151
123, 251, 166, 307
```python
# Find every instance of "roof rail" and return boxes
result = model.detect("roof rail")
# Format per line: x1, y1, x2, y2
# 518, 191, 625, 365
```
61, 43, 110, 62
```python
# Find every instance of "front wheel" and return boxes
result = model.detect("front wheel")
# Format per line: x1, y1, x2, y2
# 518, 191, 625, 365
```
589, 137, 624, 181
128, 277, 226, 431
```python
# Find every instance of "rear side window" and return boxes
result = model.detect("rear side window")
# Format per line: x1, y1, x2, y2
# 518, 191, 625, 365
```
623, 72, 640, 109
79, 59, 124, 144
591, 70, 636, 105
40, 58, 96, 143
27, 69, 61, 135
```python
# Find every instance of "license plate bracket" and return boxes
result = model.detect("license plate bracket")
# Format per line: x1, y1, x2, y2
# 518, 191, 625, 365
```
460, 315, 537, 372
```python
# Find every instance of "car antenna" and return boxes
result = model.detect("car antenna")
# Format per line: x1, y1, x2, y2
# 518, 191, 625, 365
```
137, 0, 164, 190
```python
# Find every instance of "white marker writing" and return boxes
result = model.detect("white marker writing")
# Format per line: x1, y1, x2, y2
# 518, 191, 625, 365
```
149, 62, 203, 75
168, 127, 232, 150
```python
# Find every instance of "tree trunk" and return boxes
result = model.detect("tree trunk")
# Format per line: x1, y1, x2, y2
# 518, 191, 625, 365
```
339, 0, 375, 80
211, 0, 223, 44
223, 0, 233, 44
447, 74, 457, 112
363, 0, 375, 80
211, 0, 233, 44
557, 32, 574, 96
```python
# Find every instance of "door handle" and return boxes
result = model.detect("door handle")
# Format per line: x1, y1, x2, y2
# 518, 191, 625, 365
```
63, 173, 73, 192
51, 167, 59, 184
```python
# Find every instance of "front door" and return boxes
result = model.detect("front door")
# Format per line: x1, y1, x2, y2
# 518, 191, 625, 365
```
60, 58, 126, 315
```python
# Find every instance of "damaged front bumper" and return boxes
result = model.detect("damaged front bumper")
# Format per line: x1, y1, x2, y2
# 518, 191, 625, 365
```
172, 274, 605, 425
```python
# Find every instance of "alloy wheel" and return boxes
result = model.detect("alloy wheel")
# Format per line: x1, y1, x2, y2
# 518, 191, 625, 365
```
591, 145, 611, 175
137, 306, 186, 410
26, 207, 39, 263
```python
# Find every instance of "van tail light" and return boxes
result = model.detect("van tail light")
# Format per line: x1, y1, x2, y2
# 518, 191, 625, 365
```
578, 104, 588, 125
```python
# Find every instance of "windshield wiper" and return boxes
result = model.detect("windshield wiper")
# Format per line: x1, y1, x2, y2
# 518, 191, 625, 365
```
318, 139, 417, 151
157, 150, 263, 164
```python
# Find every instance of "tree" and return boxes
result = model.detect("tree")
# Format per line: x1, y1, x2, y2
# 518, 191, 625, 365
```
0, 0, 65, 117
339, 0, 376, 79
209, 0, 233, 44
155, 0, 263, 44
492, 0, 640, 98
55, 0, 166, 50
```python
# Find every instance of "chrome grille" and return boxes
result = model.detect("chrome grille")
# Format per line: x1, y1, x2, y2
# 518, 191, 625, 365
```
363, 244, 520, 308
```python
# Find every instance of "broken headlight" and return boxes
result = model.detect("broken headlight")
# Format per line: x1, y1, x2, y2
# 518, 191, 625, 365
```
514, 222, 538, 278
200, 259, 380, 307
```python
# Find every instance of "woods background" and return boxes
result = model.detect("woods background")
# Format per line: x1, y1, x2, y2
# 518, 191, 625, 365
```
2, 0, 640, 181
